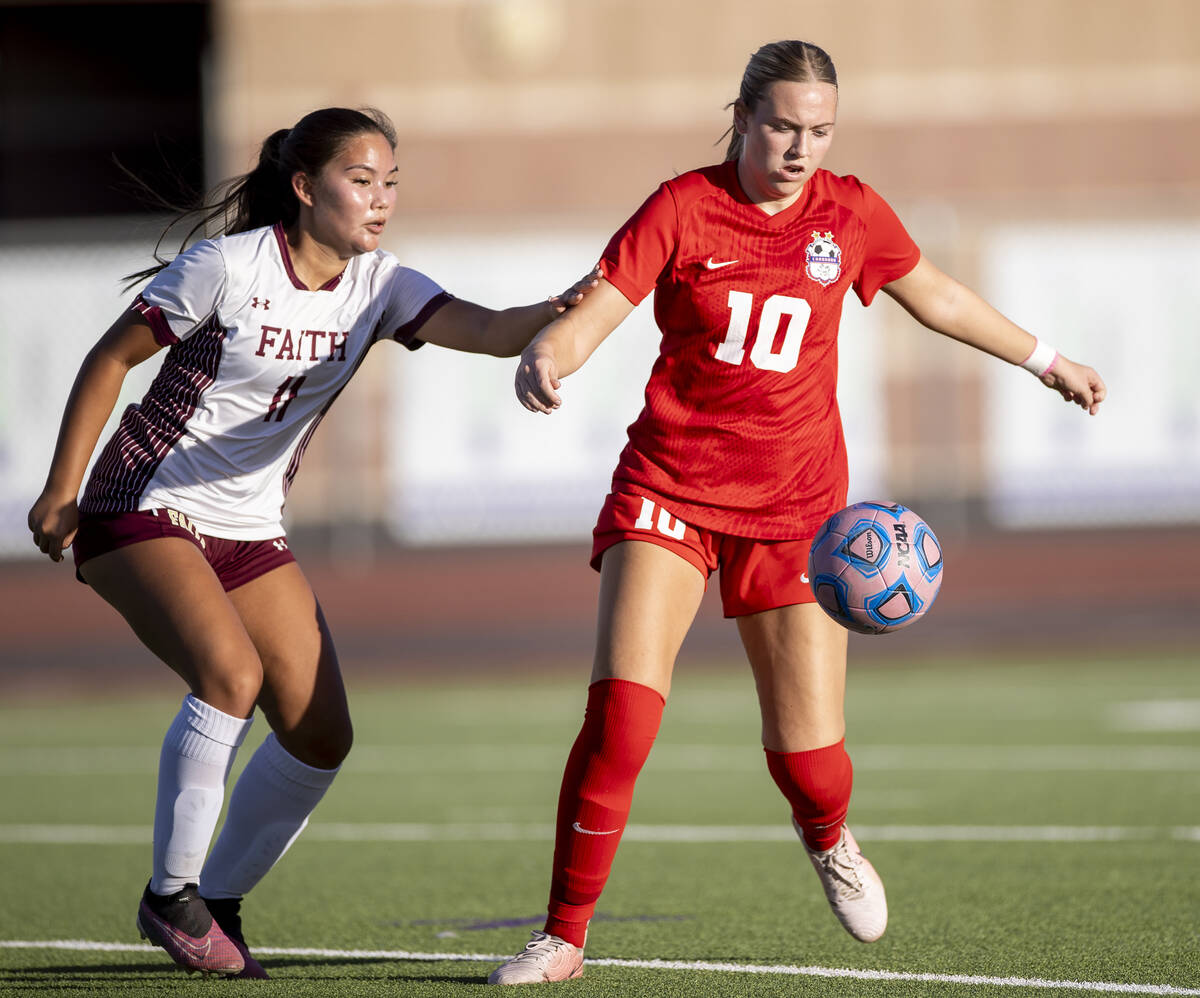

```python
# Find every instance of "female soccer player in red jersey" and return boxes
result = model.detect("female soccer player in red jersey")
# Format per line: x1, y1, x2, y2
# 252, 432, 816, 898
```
26, 106, 597, 980
488, 41, 1106, 985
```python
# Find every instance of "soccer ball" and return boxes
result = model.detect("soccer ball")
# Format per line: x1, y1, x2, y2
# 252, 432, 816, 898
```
807, 501, 944, 634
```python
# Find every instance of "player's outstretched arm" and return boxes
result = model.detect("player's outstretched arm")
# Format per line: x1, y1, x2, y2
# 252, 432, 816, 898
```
418, 266, 602, 358
514, 278, 635, 414
882, 255, 1107, 415
28, 312, 163, 561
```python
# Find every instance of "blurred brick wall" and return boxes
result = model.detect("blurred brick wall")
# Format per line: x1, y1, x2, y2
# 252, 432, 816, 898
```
208, 0, 1200, 536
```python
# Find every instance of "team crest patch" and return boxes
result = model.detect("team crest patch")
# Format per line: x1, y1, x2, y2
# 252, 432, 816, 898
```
805, 230, 842, 287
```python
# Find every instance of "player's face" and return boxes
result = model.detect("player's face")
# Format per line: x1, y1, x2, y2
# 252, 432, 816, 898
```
734, 80, 837, 212
301, 131, 398, 256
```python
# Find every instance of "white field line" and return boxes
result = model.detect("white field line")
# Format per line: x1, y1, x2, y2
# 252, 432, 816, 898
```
1108, 700, 1200, 732
2, 822, 1199, 845
0, 939, 1197, 996
4, 743, 1200, 774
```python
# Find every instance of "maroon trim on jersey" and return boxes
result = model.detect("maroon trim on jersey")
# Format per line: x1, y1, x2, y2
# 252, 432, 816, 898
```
131, 295, 179, 346
279, 289, 452, 499
279, 320, 381, 499
281, 417, 322, 501
272, 222, 344, 291
80, 315, 226, 515
391, 290, 453, 351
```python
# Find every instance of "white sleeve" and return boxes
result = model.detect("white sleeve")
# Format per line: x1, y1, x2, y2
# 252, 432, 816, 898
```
379, 265, 453, 349
136, 239, 227, 345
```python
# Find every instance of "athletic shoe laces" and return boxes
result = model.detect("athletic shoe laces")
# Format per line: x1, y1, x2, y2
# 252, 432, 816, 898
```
815, 838, 866, 897
511, 931, 574, 968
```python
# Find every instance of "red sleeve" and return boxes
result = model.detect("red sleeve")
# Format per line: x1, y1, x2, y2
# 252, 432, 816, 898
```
599, 182, 679, 306
853, 182, 921, 306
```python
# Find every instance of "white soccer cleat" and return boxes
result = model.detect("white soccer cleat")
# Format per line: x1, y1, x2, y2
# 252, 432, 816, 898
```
487, 930, 585, 985
799, 820, 888, 942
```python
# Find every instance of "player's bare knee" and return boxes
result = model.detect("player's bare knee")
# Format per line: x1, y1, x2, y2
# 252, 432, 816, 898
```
192, 662, 263, 717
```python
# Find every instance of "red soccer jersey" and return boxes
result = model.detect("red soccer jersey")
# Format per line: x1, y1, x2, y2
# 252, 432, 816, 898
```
599, 160, 920, 540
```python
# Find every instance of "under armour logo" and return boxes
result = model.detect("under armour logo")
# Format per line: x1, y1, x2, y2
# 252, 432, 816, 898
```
272, 539, 289, 551
251, 297, 270, 309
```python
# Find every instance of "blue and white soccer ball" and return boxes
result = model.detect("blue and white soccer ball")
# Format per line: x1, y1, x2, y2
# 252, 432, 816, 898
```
808, 501, 944, 634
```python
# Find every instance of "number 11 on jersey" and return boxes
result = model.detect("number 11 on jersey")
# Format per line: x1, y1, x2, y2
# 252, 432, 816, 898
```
265, 376, 306, 422
714, 291, 812, 373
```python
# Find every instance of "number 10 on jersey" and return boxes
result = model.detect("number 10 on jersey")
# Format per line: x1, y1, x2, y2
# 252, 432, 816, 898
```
714, 291, 811, 373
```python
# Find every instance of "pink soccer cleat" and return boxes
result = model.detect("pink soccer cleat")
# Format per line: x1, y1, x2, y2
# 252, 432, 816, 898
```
487, 930, 585, 985
800, 821, 888, 942
204, 896, 269, 979
136, 882, 245, 977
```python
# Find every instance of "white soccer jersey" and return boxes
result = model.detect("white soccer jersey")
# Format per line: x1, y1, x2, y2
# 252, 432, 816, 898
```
80, 222, 451, 538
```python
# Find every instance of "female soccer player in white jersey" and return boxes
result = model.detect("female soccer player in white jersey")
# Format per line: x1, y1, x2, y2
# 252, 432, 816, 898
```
487, 42, 1107, 985
26, 106, 597, 980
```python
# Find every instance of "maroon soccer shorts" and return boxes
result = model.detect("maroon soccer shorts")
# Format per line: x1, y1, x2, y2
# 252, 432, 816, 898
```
73, 508, 296, 592
590, 491, 817, 617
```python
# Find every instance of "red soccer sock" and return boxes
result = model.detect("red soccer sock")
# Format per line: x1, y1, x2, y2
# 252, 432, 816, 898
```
764, 739, 853, 852
544, 678, 665, 948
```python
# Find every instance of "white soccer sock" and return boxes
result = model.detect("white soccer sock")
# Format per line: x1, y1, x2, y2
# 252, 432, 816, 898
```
151, 694, 254, 896
199, 732, 339, 900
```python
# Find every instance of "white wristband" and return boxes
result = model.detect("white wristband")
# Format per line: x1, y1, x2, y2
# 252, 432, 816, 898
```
1020, 338, 1059, 378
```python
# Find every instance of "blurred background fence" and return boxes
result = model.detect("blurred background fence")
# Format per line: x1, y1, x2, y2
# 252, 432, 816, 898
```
1, 0, 1198, 661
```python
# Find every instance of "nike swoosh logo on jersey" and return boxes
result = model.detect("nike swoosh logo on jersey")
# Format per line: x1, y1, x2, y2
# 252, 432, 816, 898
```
572, 821, 620, 836
704, 257, 739, 270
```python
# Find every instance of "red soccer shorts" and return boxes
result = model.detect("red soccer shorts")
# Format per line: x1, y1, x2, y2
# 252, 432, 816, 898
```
73, 508, 296, 592
590, 491, 816, 618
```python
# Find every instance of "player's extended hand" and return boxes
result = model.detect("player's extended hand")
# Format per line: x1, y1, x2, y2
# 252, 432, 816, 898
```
515, 345, 563, 414
547, 265, 601, 314
1042, 355, 1107, 415
27, 491, 79, 563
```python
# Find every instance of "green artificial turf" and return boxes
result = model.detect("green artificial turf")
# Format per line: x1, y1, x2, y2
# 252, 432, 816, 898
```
2, 657, 1198, 997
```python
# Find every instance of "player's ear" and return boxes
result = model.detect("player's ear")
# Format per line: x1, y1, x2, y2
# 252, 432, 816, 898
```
292, 171, 315, 207
732, 100, 749, 136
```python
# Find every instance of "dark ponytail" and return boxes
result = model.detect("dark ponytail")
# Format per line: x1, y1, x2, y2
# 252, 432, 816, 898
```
226, 127, 297, 233
122, 107, 397, 290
